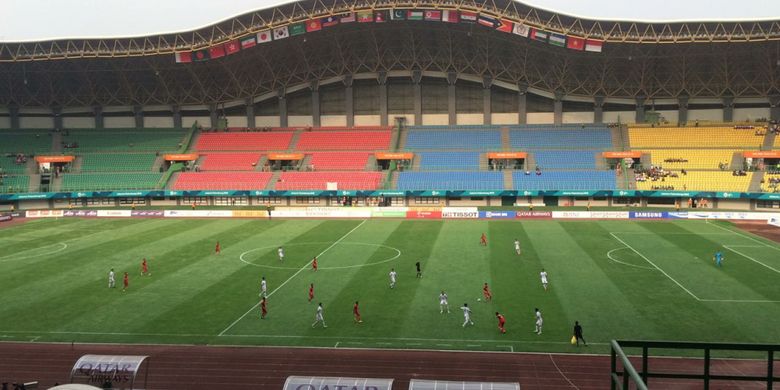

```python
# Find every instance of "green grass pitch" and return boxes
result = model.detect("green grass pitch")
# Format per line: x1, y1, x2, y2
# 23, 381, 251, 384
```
1, 218, 779, 354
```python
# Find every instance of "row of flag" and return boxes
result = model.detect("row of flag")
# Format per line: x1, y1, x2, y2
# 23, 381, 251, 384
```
174, 9, 603, 63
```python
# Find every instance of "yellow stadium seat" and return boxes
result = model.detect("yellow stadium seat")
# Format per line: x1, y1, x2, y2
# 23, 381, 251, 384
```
628, 127, 763, 148
643, 149, 735, 169
635, 171, 753, 192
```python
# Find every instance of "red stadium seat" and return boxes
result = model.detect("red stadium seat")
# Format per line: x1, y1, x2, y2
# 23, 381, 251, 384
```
195, 133, 293, 151
173, 172, 273, 190
200, 153, 262, 171
308, 152, 371, 170
296, 131, 391, 150
275, 172, 383, 190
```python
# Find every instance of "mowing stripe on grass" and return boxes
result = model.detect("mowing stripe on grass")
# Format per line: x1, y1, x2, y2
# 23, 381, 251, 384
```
610, 232, 701, 300
218, 219, 368, 336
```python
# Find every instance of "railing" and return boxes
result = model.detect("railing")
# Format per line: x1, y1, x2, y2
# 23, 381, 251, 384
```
611, 340, 779, 390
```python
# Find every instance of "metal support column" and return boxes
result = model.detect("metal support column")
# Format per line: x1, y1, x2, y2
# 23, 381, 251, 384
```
518, 82, 528, 125
483, 76, 493, 125
635, 96, 646, 124
378, 71, 388, 126
172, 105, 182, 129
447, 71, 457, 125
278, 86, 288, 127
412, 70, 422, 126
678, 96, 689, 125
93, 105, 104, 129
133, 105, 144, 128
9, 104, 19, 130
310, 80, 321, 127
53, 106, 63, 130
344, 74, 354, 127
722, 96, 734, 122
594, 96, 605, 124
246, 98, 256, 128
553, 91, 564, 125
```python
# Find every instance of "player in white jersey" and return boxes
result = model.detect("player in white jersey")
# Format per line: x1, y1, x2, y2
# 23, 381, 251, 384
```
278, 247, 285, 262
534, 308, 543, 335
514, 239, 522, 255
108, 268, 116, 288
439, 291, 450, 314
260, 276, 268, 298
540, 269, 549, 291
389, 268, 397, 289
461, 303, 474, 327
311, 302, 327, 328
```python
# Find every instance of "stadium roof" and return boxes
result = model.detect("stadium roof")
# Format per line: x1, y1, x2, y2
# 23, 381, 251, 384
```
2, 0, 780, 43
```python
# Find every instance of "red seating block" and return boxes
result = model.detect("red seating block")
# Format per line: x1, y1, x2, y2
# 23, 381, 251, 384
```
195, 133, 293, 151
308, 152, 370, 170
275, 172, 383, 190
173, 172, 273, 190
296, 131, 391, 150
200, 153, 262, 171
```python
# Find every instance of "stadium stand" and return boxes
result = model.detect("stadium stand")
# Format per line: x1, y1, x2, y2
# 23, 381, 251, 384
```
397, 172, 504, 190
635, 171, 753, 192
405, 129, 501, 150
61, 173, 162, 191
628, 127, 763, 148
762, 173, 780, 193
80, 153, 157, 172
62, 129, 185, 152
195, 132, 293, 151
172, 172, 273, 190
276, 172, 383, 190
643, 149, 736, 170
199, 153, 262, 171
509, 127, 613, 149
532, 151, 598, 169
513, 171, 616, 190
295, 130, 391, 150
0, 131, 52, 154
418, 152, 481, 170
0, 156, 29, 174
0, 175, 29, 193
308, 152, 371, 170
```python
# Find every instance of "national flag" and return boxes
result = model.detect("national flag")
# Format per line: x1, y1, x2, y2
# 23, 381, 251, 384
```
477, 14, 497, 28
512, 23, 529, 37
391, 9, 406, 20
224, 40, 240, 55
585, 39, 603, 53
289, 23, 306, 36
442, 10, 458, 23
240, 35, 257, 49
496, 19, 513, 33
273, 26, 289, 40
192, 48, 210, 62
548, 33, 566, 47
407, 10, 424, 20
357, 11, 373, 23
530, 28, 549, 42
374, 10, 387, 23
460, 11, 477, 23
306, 19, 322, 32
566, 36, 585, 51
257, 30, 273, 43
174, 51, 192, 63
208, 45, 226, 59
340, 12, 356, 23
322, 15, 339, 27
424, 10, 441, 21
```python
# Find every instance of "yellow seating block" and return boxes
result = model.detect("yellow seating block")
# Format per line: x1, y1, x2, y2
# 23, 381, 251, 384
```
635, 171, 753, 192
628, 127, 763, 148
643, 149, 735, 169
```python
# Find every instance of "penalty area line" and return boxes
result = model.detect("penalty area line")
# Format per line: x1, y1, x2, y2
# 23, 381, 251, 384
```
217, 219, 368, 336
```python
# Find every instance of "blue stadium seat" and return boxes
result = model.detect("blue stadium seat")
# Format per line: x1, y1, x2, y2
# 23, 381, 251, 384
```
509, 128, 612, 149
513, 171, 616, 190
397, 172, 504, 190
532, 151, 598, 169
418, 152, 481, 170
405, 130, 501, 150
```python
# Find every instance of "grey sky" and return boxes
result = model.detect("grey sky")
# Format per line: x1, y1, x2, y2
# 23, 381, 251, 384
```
1, 0, 779, 43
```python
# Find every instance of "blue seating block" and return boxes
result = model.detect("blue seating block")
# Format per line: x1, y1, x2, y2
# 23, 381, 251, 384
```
513, 171, 616, 190
418, 152, 480, 170
406, 131, 501, 150
397, 172, 504, 190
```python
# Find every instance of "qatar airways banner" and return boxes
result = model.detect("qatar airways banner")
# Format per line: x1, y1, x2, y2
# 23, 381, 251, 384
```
441, 207, 479, 219
515, 211, 553, 219
164, 210, 233, 218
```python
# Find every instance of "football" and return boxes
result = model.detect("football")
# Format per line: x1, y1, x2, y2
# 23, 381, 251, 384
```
477, 298, 482, 301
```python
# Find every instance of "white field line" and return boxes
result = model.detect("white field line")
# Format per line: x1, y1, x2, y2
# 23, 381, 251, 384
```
699, 298, 780, 303
723, 246, 780, 274
217, 219, 368, 336
549, 354, 580, 389
706, 220, 780, 252
609, 232, 701, 301
606, 247, 656, 271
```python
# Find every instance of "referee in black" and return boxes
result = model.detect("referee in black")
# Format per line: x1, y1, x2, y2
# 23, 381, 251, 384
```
415, 261, 422, 278
574, 321, 587, 346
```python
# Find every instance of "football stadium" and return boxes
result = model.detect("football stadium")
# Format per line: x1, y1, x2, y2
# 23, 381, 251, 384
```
2, 0, 780, 388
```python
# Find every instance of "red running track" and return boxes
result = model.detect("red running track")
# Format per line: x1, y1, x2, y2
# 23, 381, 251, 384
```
0, 342, 774, 389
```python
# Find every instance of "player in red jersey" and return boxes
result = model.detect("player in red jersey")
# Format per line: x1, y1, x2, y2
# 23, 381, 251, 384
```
260, 297, 268, 319
312, 257, 318, 271
480, 233, 487, 246
215, 241, 221, 254
141, 258, 150, 276
482, 282, 492, 301
308, 283, 315, 302
122, 272, 129, 292
353, 301, 363, 323
496, 312, 506, 334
